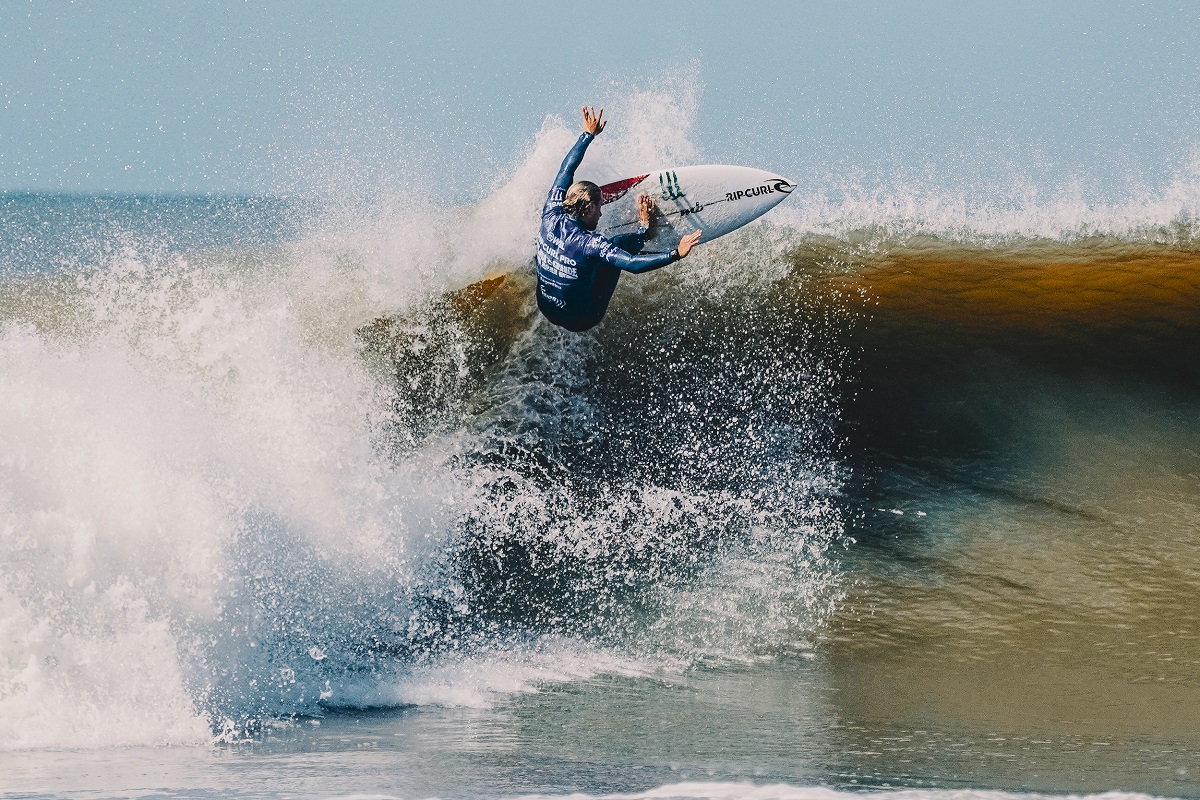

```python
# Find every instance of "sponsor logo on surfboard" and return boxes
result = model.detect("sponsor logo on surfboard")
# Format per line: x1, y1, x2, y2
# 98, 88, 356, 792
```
660, 171, 684, 201
725, 179, 794, 203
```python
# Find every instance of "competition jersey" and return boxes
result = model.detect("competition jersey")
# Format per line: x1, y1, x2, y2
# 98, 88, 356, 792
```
535, 132, 676, 326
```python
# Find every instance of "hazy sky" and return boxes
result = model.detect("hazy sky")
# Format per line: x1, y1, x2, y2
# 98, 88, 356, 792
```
2, 1, 1197, 197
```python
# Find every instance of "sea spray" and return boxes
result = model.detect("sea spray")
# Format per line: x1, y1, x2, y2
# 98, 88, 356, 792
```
0, 114, 849, 747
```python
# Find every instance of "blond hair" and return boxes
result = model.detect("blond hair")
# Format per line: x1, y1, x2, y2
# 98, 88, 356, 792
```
563, 181, 601, 218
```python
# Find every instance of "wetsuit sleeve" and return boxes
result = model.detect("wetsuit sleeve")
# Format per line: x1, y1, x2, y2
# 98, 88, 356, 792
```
595, 238, 680, 274
552, 132, 595, 192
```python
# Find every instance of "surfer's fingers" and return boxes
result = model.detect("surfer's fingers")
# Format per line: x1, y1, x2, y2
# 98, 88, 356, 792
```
582, 106, 604, 133
676, 229, 703, 258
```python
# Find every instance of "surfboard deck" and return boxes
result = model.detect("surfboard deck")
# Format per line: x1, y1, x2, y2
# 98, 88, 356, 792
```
598, 165, 794, 253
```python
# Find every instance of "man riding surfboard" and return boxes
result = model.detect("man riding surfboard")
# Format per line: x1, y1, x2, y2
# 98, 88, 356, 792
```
535, 106, 703, 332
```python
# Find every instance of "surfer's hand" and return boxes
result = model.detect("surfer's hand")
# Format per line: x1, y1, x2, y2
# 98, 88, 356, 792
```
677, 230, 702, 258
582, 106, 605, 135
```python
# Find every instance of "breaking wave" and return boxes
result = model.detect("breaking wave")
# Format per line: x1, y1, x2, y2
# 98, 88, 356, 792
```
1, 88, 1198, 751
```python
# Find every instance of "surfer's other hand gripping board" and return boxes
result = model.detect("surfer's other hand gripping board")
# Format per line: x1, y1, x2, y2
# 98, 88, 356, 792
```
533, 105, 794, 333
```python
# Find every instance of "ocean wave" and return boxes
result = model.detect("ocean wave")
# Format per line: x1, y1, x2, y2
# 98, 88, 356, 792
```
3, 93, 1199, 752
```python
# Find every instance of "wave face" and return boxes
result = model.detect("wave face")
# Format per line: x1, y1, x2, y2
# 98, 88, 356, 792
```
1, 94, 1199, 759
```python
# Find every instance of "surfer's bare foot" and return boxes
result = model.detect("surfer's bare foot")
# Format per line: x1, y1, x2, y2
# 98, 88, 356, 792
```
637, 193, 658, 236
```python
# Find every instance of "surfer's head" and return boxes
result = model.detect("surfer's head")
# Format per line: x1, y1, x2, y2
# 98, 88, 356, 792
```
564, 181, 602, 230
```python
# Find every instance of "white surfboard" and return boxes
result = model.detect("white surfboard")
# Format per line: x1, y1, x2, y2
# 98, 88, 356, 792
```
598, 165, 794, 253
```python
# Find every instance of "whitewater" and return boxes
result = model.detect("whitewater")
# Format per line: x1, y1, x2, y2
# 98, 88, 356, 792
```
3, 92, 1200, 798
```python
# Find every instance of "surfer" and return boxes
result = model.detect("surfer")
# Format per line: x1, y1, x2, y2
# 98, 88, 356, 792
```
536, 106, 703, 332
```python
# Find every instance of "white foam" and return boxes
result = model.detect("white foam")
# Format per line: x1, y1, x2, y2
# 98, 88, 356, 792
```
0, 240, 453, 748
0, 134, 692, 744
770, 149, 1200, 245
334, 637, 652, 710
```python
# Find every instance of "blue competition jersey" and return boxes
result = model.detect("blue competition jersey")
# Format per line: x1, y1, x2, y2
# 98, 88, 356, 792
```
535, 133, 677, 329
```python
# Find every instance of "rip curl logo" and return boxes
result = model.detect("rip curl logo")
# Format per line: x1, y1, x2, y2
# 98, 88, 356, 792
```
726, 179, 794, 202
659, 171, 684, 201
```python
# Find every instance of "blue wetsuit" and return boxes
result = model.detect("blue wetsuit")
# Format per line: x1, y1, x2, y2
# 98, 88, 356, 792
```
536, 132, 679, 332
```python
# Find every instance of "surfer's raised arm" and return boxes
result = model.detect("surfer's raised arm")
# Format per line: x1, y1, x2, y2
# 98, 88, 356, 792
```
552, 107, 606, 192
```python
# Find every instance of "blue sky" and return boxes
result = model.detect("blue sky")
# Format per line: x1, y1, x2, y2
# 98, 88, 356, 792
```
2, 1, 1197, 198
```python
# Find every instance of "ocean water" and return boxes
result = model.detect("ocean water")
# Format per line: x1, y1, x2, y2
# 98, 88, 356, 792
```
2, 106, 1200, 800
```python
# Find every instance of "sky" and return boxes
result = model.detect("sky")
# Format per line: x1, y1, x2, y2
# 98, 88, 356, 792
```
1, 1, 1197, 199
